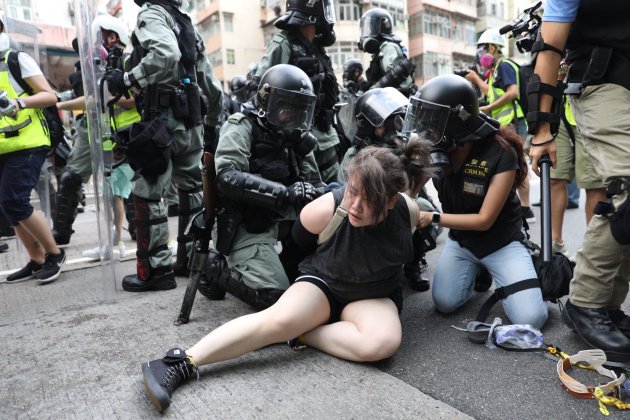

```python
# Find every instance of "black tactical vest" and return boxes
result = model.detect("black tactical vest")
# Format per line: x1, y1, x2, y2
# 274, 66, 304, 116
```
366, 53, 385, 86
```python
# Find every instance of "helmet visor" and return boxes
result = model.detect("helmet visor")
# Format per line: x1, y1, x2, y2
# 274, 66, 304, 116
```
323, 0, 336, 23
402, 96, 452, 145
359, 88, 408, 128
266, 87, 317, 131
231, 86, 249, 104
360, 15, 380, 38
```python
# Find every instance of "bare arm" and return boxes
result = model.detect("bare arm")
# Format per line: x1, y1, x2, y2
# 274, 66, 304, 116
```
481, 84, 519, 115
57, 96, 86, 111
299, 192, 336, 235
417, 170, 516, 231
20, 74, 57, 109
529, 21, 572, 175
466, 70, 489, 95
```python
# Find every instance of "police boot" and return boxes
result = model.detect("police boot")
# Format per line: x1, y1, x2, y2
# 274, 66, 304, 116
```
172, 188, 203, 277
404, 257, 430, 292
124, 196, 136, 241
562, 300, 630, 364
141, 348, 198, 413
52, 170, 82, 245
474, 266, 493, 292
205, 250, 283, 310
122, 196, 176, 292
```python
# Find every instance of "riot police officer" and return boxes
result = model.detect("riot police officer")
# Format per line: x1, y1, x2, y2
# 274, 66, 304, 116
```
106, 0, 219, 291
52, 15, 133, 246
342, 58, 368, 95
200, 64, 324, 310
359, 8, 417, 96
255, 0, 340, 184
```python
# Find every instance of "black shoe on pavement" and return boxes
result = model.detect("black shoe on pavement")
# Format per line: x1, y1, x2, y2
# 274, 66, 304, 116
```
562, 300, 630, 363
609, 309, 630, 338
566, 201, 579, 209
172, 259, 190, 278
532, 202, 541, 207
36, 250, 66, 284
167, 204, 179, 217
6, 260, 42, 283
0, 241, 8, 253
474, 266, 493, 292
404, 260, 430, 292
142, 348, 197, 413
0, 227, 15, 237
122, 270, 177, 292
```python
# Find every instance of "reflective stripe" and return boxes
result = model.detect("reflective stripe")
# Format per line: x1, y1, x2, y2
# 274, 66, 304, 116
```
0, 49, 49, 154
564, 99, 576, 126
488, 57, 524, 127
111, 105, 140, 130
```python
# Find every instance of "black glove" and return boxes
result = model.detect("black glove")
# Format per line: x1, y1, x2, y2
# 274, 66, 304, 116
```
69, 70, 84, 98
105, 68, 129, 97
287, 181, 319, 206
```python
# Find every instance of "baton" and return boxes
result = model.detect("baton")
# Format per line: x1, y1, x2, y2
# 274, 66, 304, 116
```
538, 154, 552, 263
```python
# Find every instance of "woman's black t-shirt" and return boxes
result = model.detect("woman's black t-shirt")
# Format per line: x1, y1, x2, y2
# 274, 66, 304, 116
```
298, 188, 414, 301
434, 137, 524, 258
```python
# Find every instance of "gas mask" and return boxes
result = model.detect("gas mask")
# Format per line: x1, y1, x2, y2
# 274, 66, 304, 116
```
476, 45, 489, 63
358, 36, 380, 54
316, 22, 336, 47
276, 129, 317, 156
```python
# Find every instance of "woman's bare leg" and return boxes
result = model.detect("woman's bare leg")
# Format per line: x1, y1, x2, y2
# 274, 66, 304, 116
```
187, 282, 330, 366
303, 298, 402, 362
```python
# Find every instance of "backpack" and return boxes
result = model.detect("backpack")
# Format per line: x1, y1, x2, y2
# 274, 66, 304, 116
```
503, 58, 533, 117
6, 50, 65, 150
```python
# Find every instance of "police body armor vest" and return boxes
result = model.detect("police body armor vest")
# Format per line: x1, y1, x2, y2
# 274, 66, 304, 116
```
488, 58, 524, 127
285, 31, 338, 128
367, 52, 385, 85
0, 50, 49, 155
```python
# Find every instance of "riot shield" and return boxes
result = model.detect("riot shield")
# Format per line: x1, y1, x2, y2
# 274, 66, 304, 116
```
336, 88, 359, 143
75, 0, 118, 298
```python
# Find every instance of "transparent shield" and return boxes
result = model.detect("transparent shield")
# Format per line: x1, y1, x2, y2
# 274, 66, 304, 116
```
75, 0, 118, 298
402, 96, 451, 146
337, 89, 358, 141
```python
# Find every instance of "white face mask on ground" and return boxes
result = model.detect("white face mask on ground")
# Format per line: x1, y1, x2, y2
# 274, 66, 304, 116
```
0, 33, 10, 52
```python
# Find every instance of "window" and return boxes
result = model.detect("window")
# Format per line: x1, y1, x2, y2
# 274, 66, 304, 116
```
226, 49, 235, 65
7, 0, 32, 21
207, 49, 223, 68
224, 13, 233, 32
421, 9, 451, 39
327, 41, 360, 73
198, 13, 221, 39
417, 51, 453, 79
337, 0, 360, 21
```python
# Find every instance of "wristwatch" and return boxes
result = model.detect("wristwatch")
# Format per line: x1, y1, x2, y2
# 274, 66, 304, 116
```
431, 211, 441, 227
15, 98, 26, 110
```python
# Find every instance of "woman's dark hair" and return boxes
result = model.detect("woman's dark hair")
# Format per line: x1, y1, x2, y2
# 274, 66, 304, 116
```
495, 126, 528, 188
346, 136, 433, 223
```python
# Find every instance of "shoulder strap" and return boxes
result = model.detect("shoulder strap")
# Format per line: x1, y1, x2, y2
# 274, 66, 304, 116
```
317, 204, 348, 245
400, 193, 419, 233
474, 278, 541, 322
7, 50, 32, 95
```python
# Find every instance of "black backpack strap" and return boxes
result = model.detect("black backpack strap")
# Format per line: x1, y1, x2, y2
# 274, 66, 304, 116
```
474, 278, 541, 322
7, 50, 33, 95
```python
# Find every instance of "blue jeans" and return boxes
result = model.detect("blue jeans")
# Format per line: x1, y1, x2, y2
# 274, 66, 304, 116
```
432, 238, 548, 329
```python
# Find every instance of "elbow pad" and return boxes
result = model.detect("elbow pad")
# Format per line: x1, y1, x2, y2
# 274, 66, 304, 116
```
216, 168, 289, 210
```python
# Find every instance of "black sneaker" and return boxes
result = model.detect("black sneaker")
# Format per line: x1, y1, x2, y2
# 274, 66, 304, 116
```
474, 266, 493, 292
142, 348, 198, 413
404, 260, 430, 292
287, 336, 307, 351
0, 241, 8, 253
36, 250, 66, 284
6, 260, 42, 283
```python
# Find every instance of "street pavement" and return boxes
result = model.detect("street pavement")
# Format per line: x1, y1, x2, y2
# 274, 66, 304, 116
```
0, 177, 628, 419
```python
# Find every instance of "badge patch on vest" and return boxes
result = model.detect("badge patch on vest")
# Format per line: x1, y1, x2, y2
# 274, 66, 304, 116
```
462, 158, 489, 196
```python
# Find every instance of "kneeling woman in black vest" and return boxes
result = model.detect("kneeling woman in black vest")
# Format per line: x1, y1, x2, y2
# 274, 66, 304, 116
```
410, 75, 548, 329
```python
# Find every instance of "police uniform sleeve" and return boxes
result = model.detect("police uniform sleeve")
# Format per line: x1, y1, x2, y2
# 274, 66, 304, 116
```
380, 42, 401, 73
215, 113, 254, 174
195, 32, 223, 126
255, 33, 292, 78
129, 6, 182, 88
299, 151, 324, 186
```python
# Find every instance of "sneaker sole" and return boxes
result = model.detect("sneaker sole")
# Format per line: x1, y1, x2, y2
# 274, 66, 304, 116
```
561, 306, 630, 363
5, 274, 38, 283
142, 363, 169, 413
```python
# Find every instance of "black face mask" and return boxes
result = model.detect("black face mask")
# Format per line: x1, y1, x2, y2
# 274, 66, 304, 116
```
276, 129, 317, 156
429, 136, 456, 178
358, 37, 380, 54
316, 23, 336, 47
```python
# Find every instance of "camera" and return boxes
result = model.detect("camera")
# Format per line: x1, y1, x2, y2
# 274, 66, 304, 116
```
106, 46, 125, 72
499, 1, 542, 54
454, 65, 477, 78
0, 91, 16, 117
